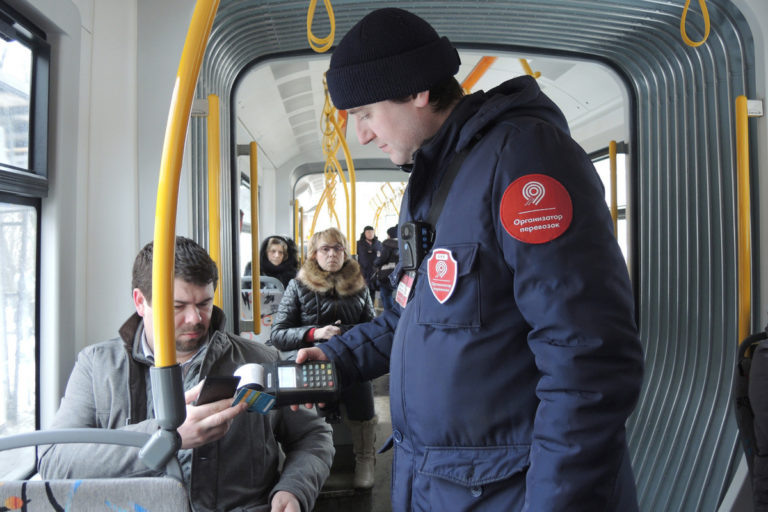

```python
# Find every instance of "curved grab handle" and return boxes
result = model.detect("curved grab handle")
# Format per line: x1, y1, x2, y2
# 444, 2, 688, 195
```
153, 0, 220, 368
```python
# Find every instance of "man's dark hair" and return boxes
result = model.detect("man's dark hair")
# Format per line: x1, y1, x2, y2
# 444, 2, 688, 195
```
392, 76, 464, 112
132, 236, 218, 303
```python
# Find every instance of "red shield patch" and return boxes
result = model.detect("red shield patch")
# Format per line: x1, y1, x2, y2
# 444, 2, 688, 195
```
427, 248, 458, 304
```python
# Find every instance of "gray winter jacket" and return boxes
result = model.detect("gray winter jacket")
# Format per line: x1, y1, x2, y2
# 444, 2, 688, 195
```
39, 308, 334, 512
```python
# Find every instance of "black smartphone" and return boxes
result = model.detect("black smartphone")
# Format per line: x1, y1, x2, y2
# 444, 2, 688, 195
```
195, 375, 241, 405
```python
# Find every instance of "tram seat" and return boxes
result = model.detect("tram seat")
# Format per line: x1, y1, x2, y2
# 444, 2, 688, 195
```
0, 476, 190, 511
0, 429, 190, 512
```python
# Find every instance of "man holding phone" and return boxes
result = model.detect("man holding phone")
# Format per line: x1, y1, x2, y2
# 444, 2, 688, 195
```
40, 237, 334, 512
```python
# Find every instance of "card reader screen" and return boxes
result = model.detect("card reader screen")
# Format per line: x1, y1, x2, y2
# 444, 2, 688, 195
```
277, 366, 297, 388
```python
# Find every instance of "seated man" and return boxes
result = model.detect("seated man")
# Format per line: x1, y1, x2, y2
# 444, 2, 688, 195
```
39, 236, 334, 512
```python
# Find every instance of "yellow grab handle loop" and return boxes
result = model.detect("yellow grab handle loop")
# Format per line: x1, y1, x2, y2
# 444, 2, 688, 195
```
519, 58, 541, 79
680, 0, 710, 47
307, 0, 335, 53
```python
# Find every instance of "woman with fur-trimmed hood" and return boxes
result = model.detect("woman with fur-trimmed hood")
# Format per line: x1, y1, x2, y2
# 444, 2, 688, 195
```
271, 227, 377, 489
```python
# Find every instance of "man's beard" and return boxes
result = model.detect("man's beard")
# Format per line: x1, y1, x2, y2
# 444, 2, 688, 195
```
176, 325, 207, 353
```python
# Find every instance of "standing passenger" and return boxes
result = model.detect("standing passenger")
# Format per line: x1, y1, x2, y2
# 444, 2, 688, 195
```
373, 225, 399, 313
271, 227, 378, 489
40, 236, 333, 512
296, 8, 645, 511
356, 225, 382, 299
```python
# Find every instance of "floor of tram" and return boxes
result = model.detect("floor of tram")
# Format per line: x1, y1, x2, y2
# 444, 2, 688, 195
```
313, 373, 393, 512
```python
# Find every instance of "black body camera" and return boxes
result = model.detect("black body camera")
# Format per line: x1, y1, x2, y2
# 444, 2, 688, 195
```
400, 221, 434, 271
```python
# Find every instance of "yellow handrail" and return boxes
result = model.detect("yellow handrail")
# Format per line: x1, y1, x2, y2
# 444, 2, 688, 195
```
736, 96, 752, 344
329, 113, 356, 251
307, 0, 335, 53
299, 206, 305, 264
294, 199, 300, 257
152, 0, 219, 368
461, 56, 497, 93
250, 142, 260, 334
317, 78, 356, 251
609, 140, 618, 236
206, 94, 223, 308
310, 185, 331, 235
680, 0, 710, 47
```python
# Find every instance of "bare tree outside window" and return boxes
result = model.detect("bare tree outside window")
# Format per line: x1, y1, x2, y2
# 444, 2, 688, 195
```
0, 202, 36, 478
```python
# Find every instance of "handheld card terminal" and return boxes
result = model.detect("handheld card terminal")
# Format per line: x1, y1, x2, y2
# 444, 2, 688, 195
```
265, 360, 340, 407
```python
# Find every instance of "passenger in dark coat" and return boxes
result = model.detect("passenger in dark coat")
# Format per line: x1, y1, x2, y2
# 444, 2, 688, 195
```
373, 225, 398, 312
356, 225, 382, 298
271, 227, 378, 489
257, 235, 298, 288
750, 341, 768, 510
296, 8, 644, 511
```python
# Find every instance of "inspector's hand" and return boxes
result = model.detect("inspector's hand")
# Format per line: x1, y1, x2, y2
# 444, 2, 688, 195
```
178, 380, 247, 449
271, 490, 300, 512
290, 347, 330, 412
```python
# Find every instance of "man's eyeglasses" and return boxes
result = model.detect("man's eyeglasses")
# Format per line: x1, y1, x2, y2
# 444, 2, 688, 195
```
318, 244, 345, 255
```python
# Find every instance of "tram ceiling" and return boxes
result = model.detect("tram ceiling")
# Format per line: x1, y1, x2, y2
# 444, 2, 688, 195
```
206, 0, 727, 176
215, 0, 684, 174
233, 51, 625, 173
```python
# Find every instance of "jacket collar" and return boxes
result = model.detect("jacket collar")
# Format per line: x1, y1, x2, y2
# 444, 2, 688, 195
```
297, 258, 367, 296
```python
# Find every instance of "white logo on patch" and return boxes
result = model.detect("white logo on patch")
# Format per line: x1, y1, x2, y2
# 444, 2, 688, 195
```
522, 181, 546, 205
427, 249, 458, 304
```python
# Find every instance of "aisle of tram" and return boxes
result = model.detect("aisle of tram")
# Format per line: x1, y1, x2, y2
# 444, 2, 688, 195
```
314, 374, 393, 512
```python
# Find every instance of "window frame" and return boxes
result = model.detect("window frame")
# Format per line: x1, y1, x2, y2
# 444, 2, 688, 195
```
0, 0, 49, 198
0, 0, 46, 480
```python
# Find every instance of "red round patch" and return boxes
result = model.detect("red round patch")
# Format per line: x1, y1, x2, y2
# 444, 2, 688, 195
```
500, 174, 573, 244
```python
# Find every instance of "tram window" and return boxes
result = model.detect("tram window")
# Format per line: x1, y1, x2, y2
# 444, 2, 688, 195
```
593, 152, 629, 260
0, 37, 31, 170
0, 4, 46, 480
239, 182, 254, 278
0, 2, 50, 196
0, 196, 38, 480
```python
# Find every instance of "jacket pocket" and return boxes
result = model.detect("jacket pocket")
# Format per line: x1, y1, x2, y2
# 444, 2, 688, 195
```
416, 243, 480, 328
413, 445, 529, 511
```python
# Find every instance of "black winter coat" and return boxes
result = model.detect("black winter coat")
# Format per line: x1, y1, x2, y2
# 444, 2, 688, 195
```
270, 258, 375, 351
356, 238, 382, 285
373, 237, 399, 289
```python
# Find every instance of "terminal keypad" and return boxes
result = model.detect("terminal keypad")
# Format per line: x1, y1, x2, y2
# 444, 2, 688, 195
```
300, 362, 334, 388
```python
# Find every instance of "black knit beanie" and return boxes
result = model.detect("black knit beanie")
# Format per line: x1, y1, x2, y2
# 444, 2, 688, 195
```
326, 8, 460, 110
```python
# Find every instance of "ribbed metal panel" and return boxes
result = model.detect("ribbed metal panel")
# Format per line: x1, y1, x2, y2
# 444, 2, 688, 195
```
189, 1, 757, 509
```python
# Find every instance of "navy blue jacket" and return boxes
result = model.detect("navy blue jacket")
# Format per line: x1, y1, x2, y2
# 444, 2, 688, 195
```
320, 76, 644, 511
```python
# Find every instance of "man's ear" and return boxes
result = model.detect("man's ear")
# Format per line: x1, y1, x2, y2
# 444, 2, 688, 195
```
413, 90, 430, 108
133, 288, 148, 317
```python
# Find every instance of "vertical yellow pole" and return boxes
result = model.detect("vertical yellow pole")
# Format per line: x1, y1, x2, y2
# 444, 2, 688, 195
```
609, 140, 618, 236
207, 94, 223, 308
299, 206, 305, 264
735, 96, 751, 344
293, 200, 299, 239
250, 142, 261, 334
153, 0, 219, 368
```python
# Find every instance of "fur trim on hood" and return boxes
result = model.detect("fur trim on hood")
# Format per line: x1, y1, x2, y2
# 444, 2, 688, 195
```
297, 258, 367, 296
